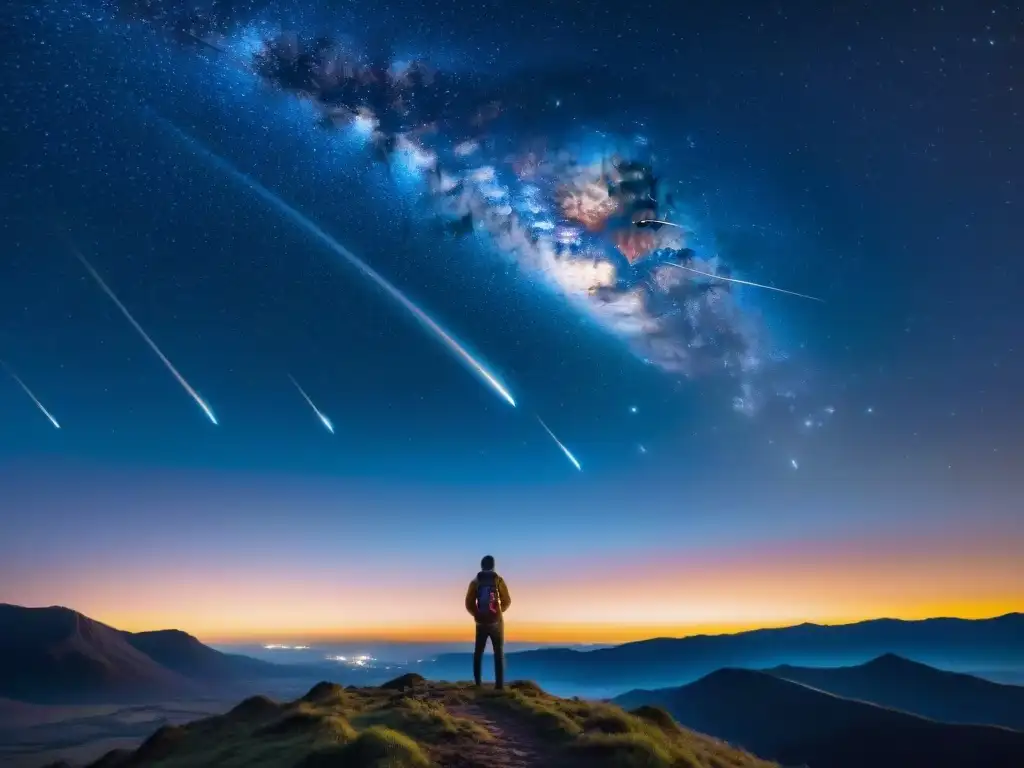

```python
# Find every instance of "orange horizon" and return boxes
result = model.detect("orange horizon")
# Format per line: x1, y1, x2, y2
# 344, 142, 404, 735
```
9, 527, 1021, 646
150, 606, 1022, 645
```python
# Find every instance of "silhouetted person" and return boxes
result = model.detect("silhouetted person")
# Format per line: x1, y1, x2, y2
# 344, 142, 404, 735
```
465, 554, 511, 689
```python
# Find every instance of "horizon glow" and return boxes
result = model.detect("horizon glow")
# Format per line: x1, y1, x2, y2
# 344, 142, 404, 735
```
5, 517, 1020, 644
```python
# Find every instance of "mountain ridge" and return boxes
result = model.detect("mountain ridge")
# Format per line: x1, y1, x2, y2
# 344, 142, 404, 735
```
0, 603, 199, 703
612, 667, 1024, 768
0, 604, 304, 703
420, 612, 1024, 690
764, 652, 1024, 730
123, 627, 290, 680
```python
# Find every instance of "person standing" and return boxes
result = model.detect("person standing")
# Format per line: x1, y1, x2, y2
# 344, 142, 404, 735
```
464, 555, 511, 689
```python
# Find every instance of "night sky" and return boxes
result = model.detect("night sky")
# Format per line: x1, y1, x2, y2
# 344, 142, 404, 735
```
1, 0, 1021, 643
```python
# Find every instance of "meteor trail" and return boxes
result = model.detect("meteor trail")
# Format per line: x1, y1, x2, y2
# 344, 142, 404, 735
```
637, 219, 824, 302
1, 362, 61, 429
289, 374, 335, 434
157, 118, 517, 409
71, 247, 219, 425
537, 416, 582, 471
664, 262, 824, 303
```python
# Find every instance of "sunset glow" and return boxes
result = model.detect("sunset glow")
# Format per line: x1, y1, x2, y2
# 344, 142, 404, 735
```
8, 519, 1020, 644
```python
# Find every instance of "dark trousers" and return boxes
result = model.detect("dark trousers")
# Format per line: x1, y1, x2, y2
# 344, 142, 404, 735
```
473, 621, 505, 688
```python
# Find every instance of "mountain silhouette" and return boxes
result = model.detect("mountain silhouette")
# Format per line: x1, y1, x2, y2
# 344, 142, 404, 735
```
765, 653, 1024, 730
0, 696, 49, 728
0, 604, 196, 703
123, 629, 289, 680
0, 604, 322, 703
613, 668, 1024, 768
421, 613, 1024, 690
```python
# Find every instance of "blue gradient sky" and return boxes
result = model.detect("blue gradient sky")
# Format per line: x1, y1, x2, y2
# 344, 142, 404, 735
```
0, 0, 1021, 641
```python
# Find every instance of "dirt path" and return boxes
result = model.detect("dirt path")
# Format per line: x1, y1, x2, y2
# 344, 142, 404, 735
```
445, 702, 549, 768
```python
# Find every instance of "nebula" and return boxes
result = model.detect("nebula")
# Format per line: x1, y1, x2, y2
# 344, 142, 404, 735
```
107, 0, 795, 413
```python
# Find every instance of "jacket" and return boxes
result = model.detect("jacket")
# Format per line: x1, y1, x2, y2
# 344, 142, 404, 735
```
465, 570, 511, 623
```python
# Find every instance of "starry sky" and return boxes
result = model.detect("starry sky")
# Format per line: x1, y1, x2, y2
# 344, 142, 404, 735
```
0, 0, 1021, 643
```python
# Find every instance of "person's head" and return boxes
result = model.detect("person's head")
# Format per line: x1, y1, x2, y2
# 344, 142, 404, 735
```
480, 555, 495, 572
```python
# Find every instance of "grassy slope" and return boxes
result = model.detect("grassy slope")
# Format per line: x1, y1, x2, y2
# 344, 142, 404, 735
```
68, 675, 776, 768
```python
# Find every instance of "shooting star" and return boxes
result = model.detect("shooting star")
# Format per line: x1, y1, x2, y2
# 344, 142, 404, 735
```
1, 362, 61, 429
663, 262, 824, 303
537, 416, 582, 471
70, 247, 219, 425
289, 374, 334, 434
634, 219, 678, 230
157, 117, 517, 408
637, 219, 824, 302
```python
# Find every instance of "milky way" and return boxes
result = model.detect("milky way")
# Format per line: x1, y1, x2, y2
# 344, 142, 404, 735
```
99, 3, 817, 413
93, 0, 829, 424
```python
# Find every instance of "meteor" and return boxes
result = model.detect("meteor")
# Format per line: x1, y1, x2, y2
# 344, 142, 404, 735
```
288, 374, 335, 434
71, 247, 219, 425
664, 262, 824, 303
634, 219, 678, 230
637, 219, 824, 302
536, 416, 582, 471
1, 362, 61, 429
158, 118, 517, 408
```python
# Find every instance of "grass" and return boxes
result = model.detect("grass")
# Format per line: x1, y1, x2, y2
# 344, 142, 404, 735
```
75, 678, 775, 768
481, 684, 776, 768
299, 726, 431, 768
354, 694, 493, 744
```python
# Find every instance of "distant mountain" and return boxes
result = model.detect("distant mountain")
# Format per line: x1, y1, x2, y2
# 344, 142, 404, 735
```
123, 629, 292, 681
0, 604, 328, 704
765, 653, 1024, 730
0, 604, 197, 703
421, 613, 1024, 692
974, 669, 1024, 686
613, 668, 1024, 768
0, 696, 50, 728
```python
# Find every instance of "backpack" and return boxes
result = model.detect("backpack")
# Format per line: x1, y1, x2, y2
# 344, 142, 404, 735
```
475, 571, 501, 622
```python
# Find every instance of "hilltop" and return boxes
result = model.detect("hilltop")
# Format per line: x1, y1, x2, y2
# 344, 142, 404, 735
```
54, 675, 776, 768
